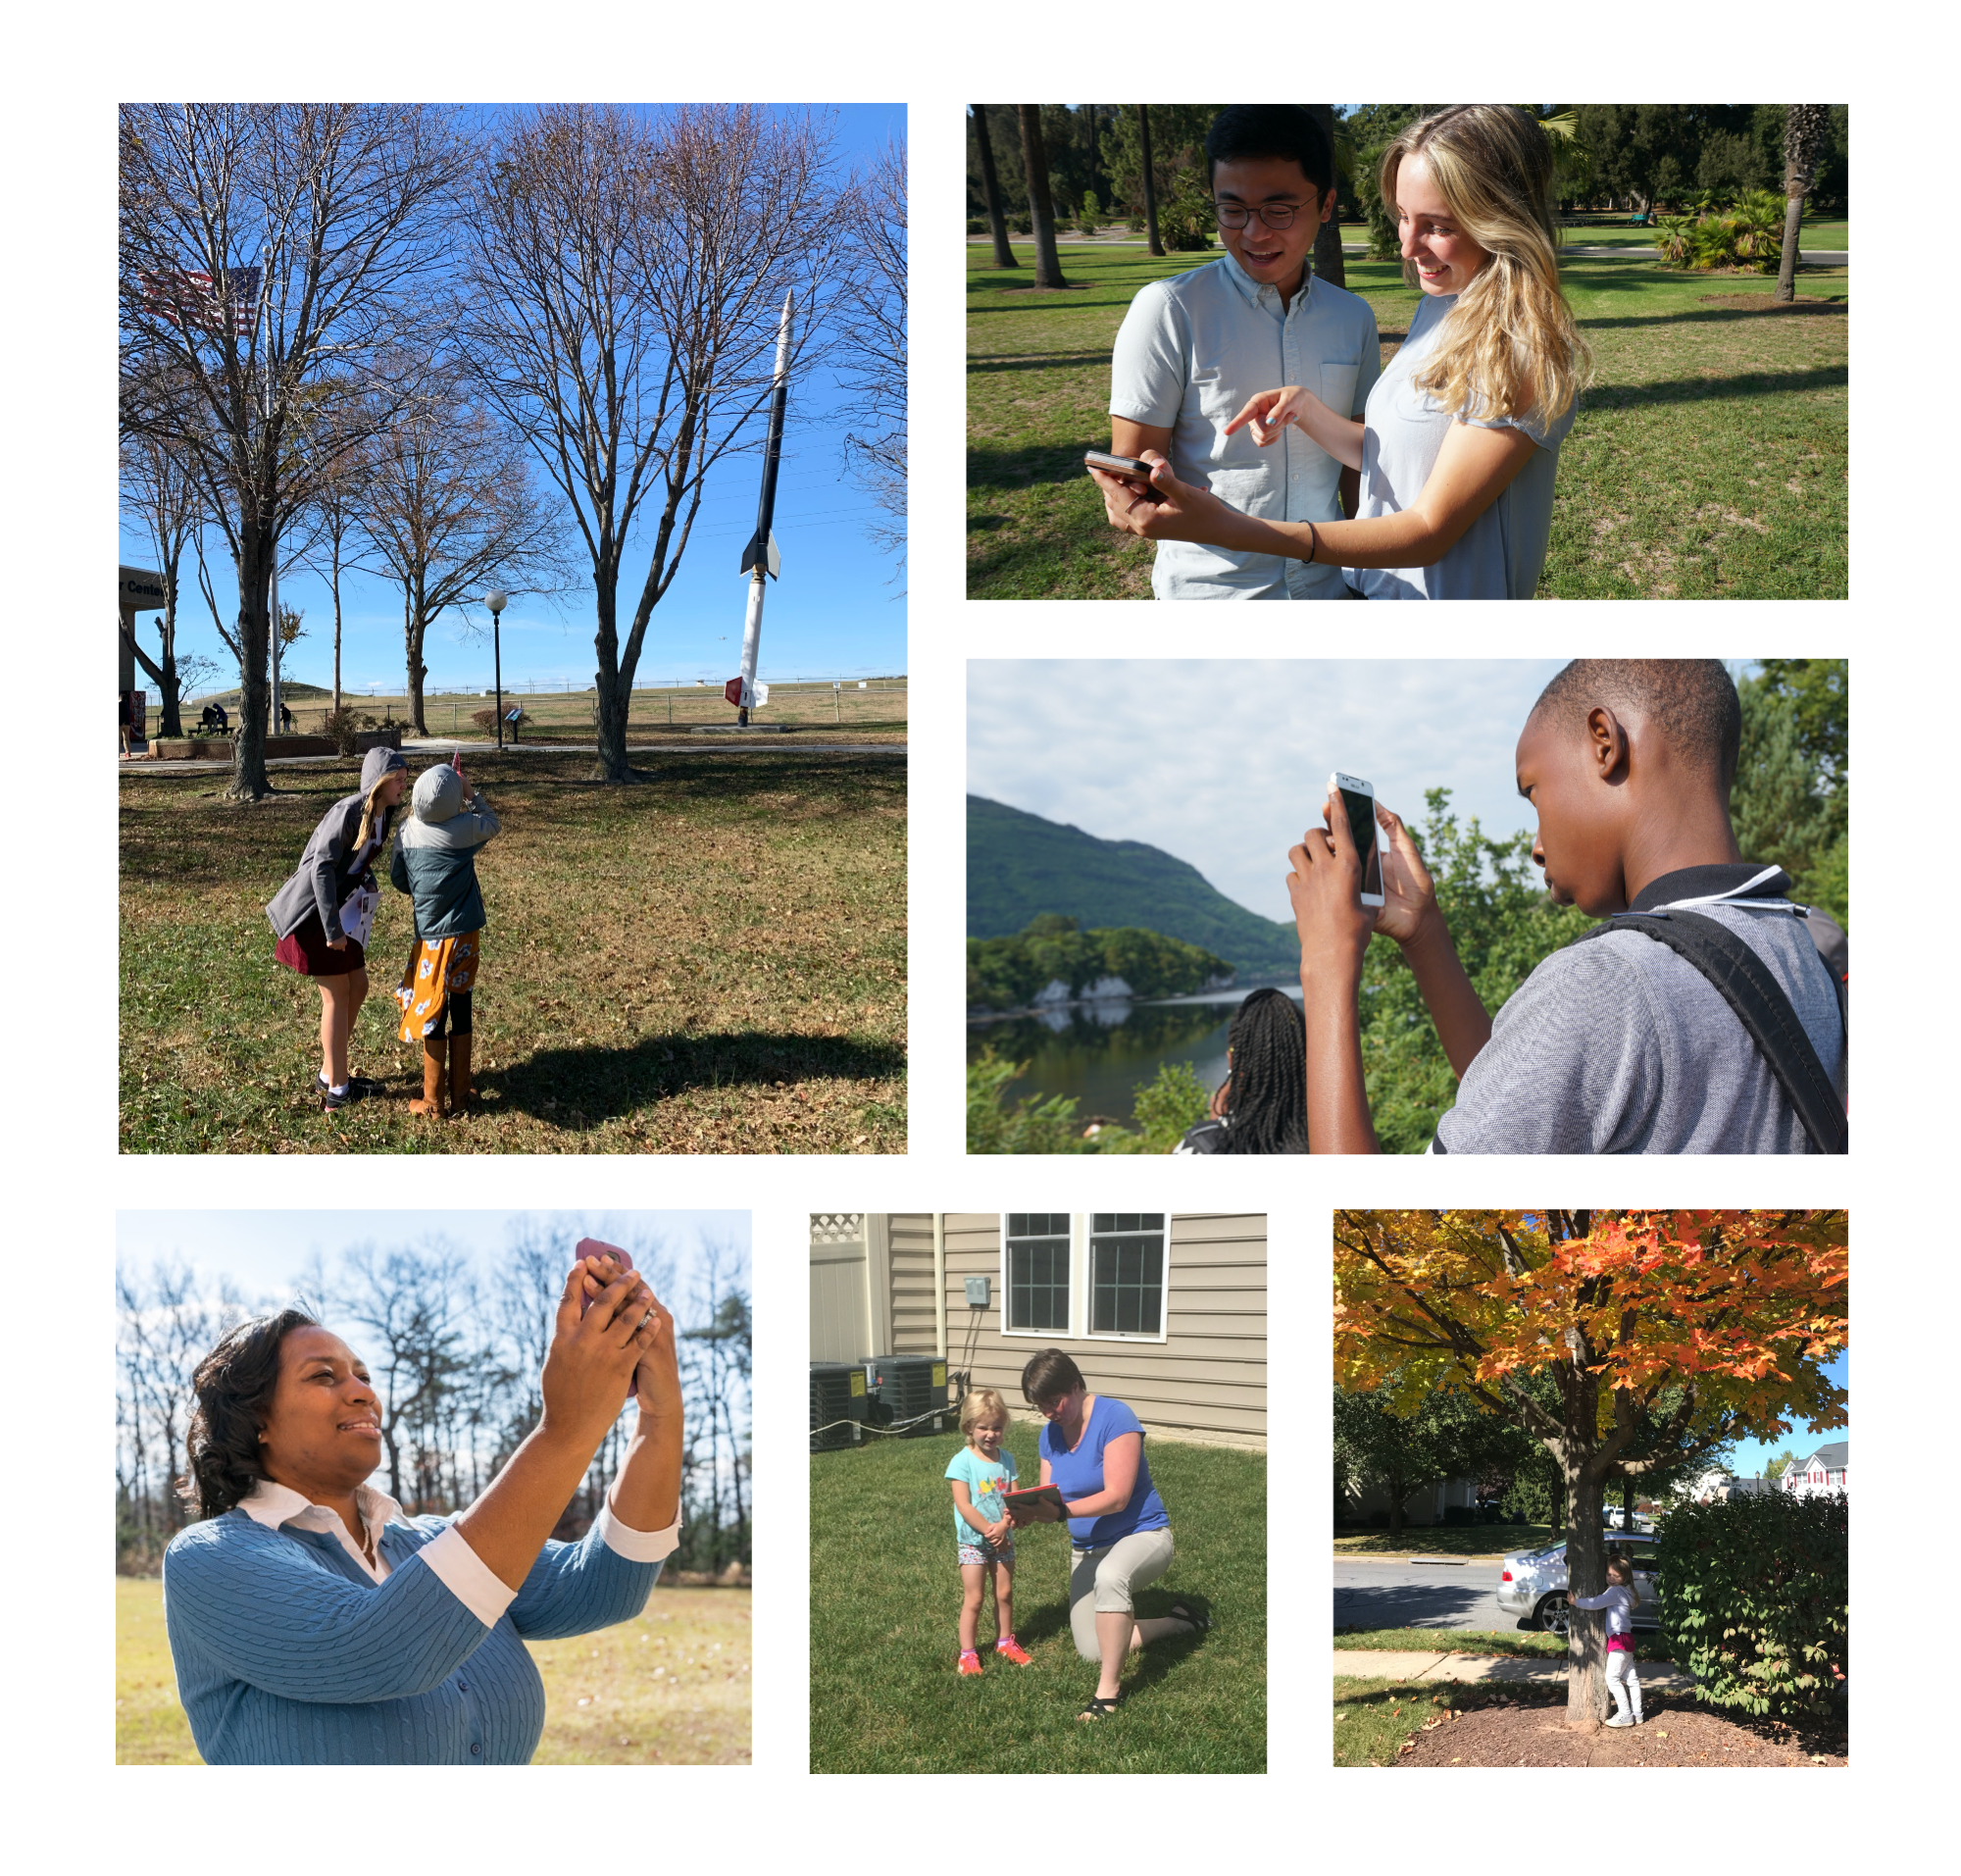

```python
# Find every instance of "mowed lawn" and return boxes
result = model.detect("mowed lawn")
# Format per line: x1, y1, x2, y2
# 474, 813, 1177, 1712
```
117, 1577, 751, 1764
810, 1423, 1266, 1773
120, 747, 905, 1153
968, 238, 1846, 599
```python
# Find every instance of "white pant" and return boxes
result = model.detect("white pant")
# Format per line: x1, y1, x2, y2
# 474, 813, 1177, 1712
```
1607, 1648, 1642, 1719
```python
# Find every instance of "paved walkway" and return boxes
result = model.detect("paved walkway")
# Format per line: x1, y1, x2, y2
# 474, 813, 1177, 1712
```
969, 235, 1848, 266
1334, 1648, 1694, 1690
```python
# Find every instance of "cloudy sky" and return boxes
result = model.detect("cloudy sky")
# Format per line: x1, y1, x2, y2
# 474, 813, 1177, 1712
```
968, 659, 1573, 923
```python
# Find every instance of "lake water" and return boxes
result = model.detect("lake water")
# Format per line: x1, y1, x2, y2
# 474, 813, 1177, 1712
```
969, 984, 1302, 1125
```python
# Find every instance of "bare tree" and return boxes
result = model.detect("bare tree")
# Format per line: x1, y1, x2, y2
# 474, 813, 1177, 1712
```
1776, 106, 1832, 306
119, 104, 465, 799
1016, 108, 1068, 289
834, 138, 907, 574
462, 103, 857, 783
971, 108, 1018, 270
120, 423, 206, 738
357, 363, 567, 734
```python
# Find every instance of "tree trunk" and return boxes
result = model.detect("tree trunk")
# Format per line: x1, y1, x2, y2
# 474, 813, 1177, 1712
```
973, 107, 1017, 270
591, 576, 642, 784
1306, 106, 1345, 287
1137, 106, 1165, 258
1775, 106, 1828, 305
330, 541, 344, 716
405, 585, 429, 737
226, 530, 274, 801
1017, 107, 1067, 289
1558, 1368, 1610, 1730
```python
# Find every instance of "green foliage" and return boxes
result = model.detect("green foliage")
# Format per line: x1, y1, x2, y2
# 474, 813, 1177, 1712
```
1732, 659, 1848, 926
1077, 189, 1101, 235
966, 913, 1232, 1012
1100, 104, 1220, 226
1129, 1058, 1210, 1151
1342, 104, 1426, 258
1356, 789, 1592, 1153
1764, 1448, 1796, 1480
1653, 190, 1785, 272
1658, 1491, 1847, 1719
966, 1045, 1092, 1153
1155, 160, 1215, 251
1333, 1381, 1525, 1532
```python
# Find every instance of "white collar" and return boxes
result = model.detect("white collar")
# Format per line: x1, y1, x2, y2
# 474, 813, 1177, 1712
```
238, 1478, 406, 1550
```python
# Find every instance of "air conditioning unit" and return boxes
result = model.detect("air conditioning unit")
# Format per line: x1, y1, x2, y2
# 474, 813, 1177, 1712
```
861, 1353, 950, 1438
809, 1361, 869, 1452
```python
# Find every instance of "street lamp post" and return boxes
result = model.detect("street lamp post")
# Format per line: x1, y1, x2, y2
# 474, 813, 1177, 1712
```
484, 588, 508, 749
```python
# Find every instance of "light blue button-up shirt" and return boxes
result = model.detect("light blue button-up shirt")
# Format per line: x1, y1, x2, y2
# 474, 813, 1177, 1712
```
1110, 248, 1381, 600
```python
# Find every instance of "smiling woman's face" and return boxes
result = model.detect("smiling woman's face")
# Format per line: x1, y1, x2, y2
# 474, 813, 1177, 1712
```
1395, 153, 1490, 297
257, 1326, 384, 1497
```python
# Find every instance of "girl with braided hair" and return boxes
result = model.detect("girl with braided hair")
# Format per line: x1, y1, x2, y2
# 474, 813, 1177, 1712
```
1175, 986, 1309, 1153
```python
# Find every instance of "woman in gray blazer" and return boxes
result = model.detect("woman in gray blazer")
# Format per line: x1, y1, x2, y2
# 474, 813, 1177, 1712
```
264, 745, 408, 1108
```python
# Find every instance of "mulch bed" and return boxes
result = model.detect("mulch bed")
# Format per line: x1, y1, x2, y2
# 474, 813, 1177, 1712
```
1393, 1692, 1846, 1768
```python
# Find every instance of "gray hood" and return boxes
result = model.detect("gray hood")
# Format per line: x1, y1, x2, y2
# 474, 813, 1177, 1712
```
360, 743, 408, 795
411, 763, 466, 824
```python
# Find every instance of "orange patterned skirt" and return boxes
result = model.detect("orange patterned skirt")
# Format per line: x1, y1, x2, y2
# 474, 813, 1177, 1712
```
395, 931, 481, 1040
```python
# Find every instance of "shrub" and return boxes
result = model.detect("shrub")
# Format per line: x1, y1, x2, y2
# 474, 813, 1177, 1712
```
472, 706, 529, 734
966, 1046, 1091, 1154
1130, 1059, 1211, 1152
1010, 213, 1032, 234
1077, 190, 1101, 236
321, 705, 363, 756
1441, 1503, 1473, 1526
966, 219, 983, 235
1652, 190, 1785, 274
1658, 1490, 1846, 1719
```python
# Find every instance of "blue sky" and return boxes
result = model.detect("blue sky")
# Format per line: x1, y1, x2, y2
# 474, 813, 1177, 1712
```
116, 1208, 749, 1297
1726, 1348, 1849, 1478
120, 104, 906, 699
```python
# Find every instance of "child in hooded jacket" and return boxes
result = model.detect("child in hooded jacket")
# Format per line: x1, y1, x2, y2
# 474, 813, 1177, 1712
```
391, 757, 499, 1117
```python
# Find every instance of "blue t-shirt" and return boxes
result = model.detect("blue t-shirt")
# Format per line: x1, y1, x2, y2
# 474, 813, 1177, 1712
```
1039, 1396, 1169, 1548
944, 1445, 1018, 1547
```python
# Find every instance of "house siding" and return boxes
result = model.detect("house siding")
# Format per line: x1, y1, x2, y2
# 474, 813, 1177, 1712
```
881, 1212, 1266, 1448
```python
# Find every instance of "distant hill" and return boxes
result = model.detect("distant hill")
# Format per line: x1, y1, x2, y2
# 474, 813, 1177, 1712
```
968, 795, 1299, 979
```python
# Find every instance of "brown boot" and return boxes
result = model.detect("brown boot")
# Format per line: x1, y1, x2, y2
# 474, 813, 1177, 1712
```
448, 1032, 476, 1116
409, 1039, 447, 1116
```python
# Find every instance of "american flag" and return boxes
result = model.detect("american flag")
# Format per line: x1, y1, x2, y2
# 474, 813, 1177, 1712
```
138, 265, 261, 336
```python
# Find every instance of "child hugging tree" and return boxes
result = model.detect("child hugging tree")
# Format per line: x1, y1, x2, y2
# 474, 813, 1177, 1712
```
944, 1389, 1034, 1677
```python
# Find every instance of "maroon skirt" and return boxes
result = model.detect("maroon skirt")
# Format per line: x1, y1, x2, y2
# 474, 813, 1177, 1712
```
275, 909, 366, 978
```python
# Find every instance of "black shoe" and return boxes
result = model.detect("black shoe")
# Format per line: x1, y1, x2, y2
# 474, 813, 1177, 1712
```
318, 1076, 368, 1109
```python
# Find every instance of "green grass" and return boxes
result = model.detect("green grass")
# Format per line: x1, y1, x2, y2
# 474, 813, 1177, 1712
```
1333, 1524, 1556, 1557
1334, 1676, 1507, 1767
810, 1423, 1266, 1772
1333, 1625, 1677, 1665
117, 1577, 750, 1764
120, 747, 905, 1152
147, 680, 907, 742
968, 239, 1846, 599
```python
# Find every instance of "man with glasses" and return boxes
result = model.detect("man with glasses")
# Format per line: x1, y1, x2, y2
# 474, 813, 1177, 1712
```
1108, 105, 1379, 600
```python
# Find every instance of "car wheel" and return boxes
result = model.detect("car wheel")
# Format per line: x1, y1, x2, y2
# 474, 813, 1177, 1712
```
1534, 1593, 1571, 1635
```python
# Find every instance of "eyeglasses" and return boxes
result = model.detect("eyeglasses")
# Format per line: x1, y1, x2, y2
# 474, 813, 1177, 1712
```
1212, 201, 1316, 230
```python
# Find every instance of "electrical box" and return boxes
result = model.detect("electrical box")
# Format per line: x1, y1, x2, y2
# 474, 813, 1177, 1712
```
809, 1361, 869, 1452
860, 1353, 950, 1438
964, 1275, 990, 1308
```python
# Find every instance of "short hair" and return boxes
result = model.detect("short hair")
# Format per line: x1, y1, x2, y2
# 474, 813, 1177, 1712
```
1531, 659, 1742, 788
176, 1308, 321, 1521
960, 1387, 1010, 1438
1020, 1347, 1085, 1406
1224, 987, 1309, 1153
1204, 105, 1334, 198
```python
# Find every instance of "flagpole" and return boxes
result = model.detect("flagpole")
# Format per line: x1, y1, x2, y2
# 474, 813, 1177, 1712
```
261, 242, 282, 742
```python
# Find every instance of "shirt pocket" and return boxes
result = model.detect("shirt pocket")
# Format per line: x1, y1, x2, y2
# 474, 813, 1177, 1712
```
1320, 360, 1361, 421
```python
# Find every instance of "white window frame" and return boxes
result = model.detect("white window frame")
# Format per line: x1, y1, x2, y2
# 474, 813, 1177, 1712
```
997, 1212, 1172, 1345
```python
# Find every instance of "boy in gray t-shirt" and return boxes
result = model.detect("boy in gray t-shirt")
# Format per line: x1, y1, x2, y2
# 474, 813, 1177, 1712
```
1284, 659, 1846, 1153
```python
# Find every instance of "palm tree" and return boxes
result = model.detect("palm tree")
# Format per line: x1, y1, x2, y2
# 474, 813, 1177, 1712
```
1136, 106, 1165, 258
1776, 107, 1832, 304
971, 107, 1018, 270
1305, 105, 1344, 287
1016, 106, 1067, 288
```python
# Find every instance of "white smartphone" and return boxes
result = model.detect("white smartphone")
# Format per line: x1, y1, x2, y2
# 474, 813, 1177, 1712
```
1330, 772, 1385, 907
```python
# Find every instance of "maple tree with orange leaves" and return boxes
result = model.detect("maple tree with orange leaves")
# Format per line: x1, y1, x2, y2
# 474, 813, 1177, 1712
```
1332, 1208, 1847, 1730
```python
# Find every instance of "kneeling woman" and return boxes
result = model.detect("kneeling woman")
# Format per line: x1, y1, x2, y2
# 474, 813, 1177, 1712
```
1094, 104, 1587, 600
1009, 1349, 1206, 1719
163, 1250, 680, 1764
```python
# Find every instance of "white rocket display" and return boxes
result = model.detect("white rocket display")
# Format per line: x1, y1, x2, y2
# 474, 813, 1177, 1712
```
728, 289, 793, 727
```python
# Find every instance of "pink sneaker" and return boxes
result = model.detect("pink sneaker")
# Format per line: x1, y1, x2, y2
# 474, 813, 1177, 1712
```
994, 1637, 1033, 1666
957, 1649, 983, 1675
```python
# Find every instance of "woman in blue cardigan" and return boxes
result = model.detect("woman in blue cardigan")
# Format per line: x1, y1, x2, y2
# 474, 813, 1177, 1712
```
162, 1248, 681, 1764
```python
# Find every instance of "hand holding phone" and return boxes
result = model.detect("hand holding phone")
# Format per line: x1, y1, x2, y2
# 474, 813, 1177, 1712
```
1330, 772, 1385, 907
1084, 449, 1165, 501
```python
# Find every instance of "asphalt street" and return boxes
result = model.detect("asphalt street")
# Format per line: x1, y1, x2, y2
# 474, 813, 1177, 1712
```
1332, 1555, 1526, 1634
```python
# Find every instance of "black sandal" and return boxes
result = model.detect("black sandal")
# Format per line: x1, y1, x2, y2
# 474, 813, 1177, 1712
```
1078, 1695, 1123, 1721
1168, 1600, 1211, 1632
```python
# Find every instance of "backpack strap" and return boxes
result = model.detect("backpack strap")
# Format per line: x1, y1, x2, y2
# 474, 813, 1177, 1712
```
1577, 910, 1846, 1154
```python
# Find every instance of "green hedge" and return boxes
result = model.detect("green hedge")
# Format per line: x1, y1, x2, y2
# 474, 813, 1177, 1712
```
1659, 1490, 1846, 1719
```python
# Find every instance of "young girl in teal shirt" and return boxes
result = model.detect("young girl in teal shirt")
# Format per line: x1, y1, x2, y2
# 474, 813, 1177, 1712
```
943, 1389, 1033, 1676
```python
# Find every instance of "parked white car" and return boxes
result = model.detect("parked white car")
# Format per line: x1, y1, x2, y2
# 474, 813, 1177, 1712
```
1494, 1535, 1664, 1633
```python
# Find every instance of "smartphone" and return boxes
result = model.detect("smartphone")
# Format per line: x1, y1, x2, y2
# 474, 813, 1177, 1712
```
576, 1238, 643, 1404
1330, 772, 1385, 907
1083, 449, 1164, 499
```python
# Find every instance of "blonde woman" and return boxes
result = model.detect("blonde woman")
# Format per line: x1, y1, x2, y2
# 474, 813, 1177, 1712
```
264, 746, 408, 1108
1092, 105, 1588, 599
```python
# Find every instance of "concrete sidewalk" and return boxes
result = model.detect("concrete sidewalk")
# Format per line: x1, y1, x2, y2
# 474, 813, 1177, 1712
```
1335, 1648, 1694, 1690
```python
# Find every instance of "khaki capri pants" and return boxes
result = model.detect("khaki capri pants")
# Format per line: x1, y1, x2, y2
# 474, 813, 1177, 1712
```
1068, 1527, 1176, 1660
